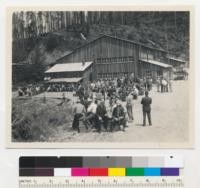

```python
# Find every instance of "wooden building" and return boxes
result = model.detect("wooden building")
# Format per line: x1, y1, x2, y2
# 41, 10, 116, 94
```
45, 61, 93, 83
55, 34, 183, 80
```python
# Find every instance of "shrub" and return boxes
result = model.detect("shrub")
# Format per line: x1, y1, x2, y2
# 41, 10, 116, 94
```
12, 98, 73, 142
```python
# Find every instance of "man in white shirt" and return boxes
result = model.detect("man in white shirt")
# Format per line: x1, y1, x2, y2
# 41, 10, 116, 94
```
87, 99, 97, 114
85, 99, 98, 129
72, 100, 86, 132
90, 82, 95, 91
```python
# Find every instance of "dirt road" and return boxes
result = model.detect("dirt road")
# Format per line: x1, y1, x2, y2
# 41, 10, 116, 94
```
48, 80, 189, 143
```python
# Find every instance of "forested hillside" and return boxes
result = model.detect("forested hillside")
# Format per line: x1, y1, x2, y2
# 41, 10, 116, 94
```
12, 11, 189, 84
12, 11, 189, 62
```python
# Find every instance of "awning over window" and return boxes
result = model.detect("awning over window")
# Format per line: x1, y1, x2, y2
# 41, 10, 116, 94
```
48, 77, 83, 83
140, 59, 172, 68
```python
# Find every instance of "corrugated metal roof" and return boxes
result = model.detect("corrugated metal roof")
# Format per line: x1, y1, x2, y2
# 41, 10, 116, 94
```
141, 59, 172, 68
48, 77, 83, 83
45, 61, 93, 73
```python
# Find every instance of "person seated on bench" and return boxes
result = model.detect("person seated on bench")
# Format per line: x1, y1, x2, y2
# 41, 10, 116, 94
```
85, 98, 98, 129
112, 99, 127, 131
96, 98, 107, 132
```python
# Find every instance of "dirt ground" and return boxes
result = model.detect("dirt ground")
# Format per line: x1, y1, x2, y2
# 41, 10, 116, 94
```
43, 80, 189, 143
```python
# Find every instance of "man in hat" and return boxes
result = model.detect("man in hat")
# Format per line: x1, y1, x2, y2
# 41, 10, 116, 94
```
96, 99, 107, 132
161, 78, 168, 93
141, 91, 152, 126
86, 98, 98, 128
156, 77, 161, 92
147, 77, 153, 91
72, 99, 86, 132
106, 97, 116, 132
126, 93, 134, 122
132, 86, 139, 100
112, 99, 126, 131
18, 87, 24, 97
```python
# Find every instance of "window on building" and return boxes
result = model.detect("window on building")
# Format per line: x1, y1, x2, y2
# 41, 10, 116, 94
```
140, 51, 147, 59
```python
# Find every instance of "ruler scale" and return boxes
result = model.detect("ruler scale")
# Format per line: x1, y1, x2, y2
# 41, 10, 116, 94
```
19, 156, 184, 188
19, 177, 184, 188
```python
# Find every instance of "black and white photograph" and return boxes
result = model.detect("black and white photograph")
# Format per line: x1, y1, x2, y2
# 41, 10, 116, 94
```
7, 7, 194, 148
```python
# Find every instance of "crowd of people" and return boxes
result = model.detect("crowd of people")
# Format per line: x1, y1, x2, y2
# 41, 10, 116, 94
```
17, 84, 44, 97
17, 83, 79, 97
71, 76, 156, 133
17, 76, 172, 98
156, 77, 173, 93
72, 89, 153, 133
72, 97, 127, 133
74, 76, 173, 103
16, 75, 174, 133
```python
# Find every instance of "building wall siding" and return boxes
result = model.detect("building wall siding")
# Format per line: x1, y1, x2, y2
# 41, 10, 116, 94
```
57, 36, 140, 77
56, 35, 168, 79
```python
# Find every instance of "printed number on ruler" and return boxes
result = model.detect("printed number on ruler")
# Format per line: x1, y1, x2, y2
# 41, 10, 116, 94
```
19, 177, 184, 188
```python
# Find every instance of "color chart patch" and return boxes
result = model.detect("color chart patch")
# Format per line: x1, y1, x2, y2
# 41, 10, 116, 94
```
20, 167, 180, 177
19, 156, 183, 177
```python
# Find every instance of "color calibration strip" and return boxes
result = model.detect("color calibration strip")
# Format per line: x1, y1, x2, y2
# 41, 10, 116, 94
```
19, 156, 183, 168
19, 156, 183, 177
20, 167, 180, 177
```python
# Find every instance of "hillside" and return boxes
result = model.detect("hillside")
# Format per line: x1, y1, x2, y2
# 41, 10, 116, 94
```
12, 11, 189, 84
13, 23, 189, 65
